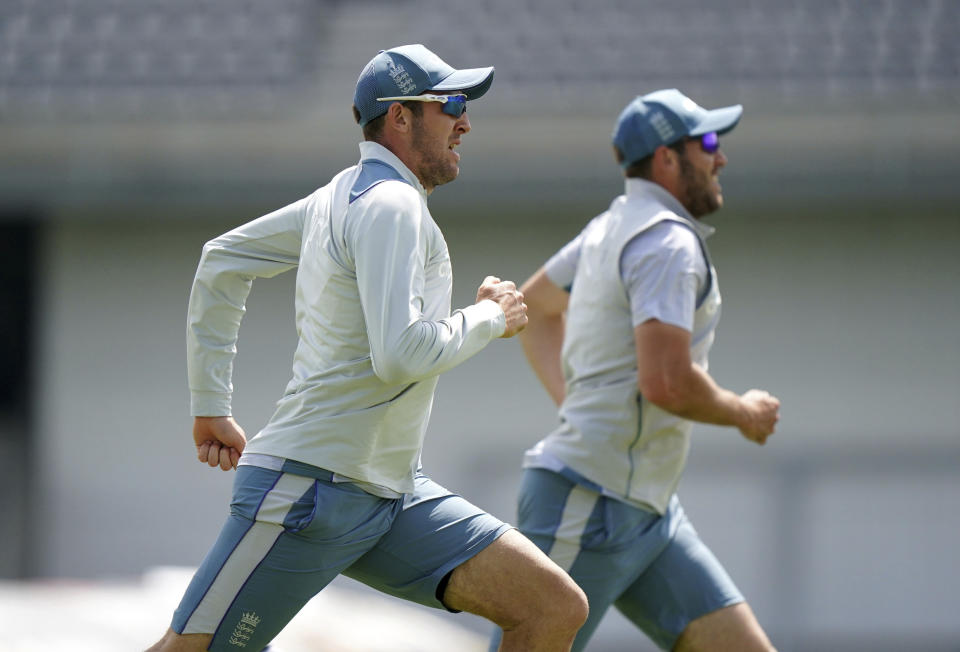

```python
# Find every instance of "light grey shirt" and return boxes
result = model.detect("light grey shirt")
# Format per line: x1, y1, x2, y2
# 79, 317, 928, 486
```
524, 178, 721, 514
187, 141, 506, 495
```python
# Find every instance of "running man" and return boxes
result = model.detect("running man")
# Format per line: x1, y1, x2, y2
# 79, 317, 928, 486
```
499, 89, 780, 651
149, 44, 587, 652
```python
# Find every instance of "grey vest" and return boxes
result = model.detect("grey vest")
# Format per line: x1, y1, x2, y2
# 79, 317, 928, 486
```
540, 188, 721, 514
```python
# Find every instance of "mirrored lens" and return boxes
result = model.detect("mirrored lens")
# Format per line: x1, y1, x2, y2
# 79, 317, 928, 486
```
700, 131, 719, 153
441, 96, 467, 118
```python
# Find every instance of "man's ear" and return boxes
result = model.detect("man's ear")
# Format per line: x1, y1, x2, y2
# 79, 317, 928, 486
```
649, 144, 682, 190
383, 102, 412, 134
652, 144, 678, 171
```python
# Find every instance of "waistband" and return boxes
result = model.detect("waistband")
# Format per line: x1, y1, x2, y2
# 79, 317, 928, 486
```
239, 452, 402, 499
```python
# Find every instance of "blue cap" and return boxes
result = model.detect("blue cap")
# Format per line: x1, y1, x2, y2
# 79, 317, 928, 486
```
612, 89, 743, 168
354, 44, 495, 127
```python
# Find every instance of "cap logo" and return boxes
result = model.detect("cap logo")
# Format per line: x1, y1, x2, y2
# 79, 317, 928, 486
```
387, 60, 417, 95
649, 111, 675, 142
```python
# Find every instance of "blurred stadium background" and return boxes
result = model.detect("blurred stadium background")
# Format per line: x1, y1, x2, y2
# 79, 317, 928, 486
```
1, 0, 958, 650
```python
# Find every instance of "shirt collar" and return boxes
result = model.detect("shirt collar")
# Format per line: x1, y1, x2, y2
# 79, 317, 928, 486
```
624, 177, 716, 239
358, 141, 428, 198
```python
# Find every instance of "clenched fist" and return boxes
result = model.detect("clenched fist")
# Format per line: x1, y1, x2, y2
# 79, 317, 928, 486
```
737, 389, 780, 445
477, 276, 528, 338
194, 416, 247, 470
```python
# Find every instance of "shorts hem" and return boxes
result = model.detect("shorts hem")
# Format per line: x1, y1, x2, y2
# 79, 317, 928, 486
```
661, 594, 746, 650
435, 524, 515, 613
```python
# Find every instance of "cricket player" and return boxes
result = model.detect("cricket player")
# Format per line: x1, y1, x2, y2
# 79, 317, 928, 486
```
496, 89, 781, 651
148, 44, 587, 652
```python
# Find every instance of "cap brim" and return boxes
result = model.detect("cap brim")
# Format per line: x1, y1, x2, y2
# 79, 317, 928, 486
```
429, 66, 495, 100
690, 104, 743, 136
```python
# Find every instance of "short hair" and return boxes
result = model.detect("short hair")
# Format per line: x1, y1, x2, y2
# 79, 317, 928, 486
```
353, 101, 424, 143
614, 139, 687, 179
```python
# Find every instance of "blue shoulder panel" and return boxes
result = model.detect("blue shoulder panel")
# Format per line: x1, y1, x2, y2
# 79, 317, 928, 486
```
349, 159, 411, 204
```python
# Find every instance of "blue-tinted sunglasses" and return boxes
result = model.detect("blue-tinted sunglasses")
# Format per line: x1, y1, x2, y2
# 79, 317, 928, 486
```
376, 93, 468, 118
696, 131, 720, 153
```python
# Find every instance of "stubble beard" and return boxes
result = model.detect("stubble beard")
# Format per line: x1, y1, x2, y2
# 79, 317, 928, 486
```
411, 117, 459, 190
678, 154, 721, 218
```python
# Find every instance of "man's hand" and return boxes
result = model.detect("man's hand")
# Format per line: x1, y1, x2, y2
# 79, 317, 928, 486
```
194, 416, 247, 471
737, 390, 781, 445
477, 276, 528, 338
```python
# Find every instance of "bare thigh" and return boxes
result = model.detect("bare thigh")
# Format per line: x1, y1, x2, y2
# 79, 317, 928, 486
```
442, 528, 586, 629
145, 628, 211, 652
674, 602, 776, 652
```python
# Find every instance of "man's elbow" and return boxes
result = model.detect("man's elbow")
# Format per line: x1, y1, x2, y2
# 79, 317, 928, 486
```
200, 237, 225, 260
370, 350, 427, 385
638, 376, 687, 412
372, 360, 413, 385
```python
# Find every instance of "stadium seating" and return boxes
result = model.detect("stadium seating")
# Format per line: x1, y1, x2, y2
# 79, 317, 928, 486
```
1, 0, 956, 121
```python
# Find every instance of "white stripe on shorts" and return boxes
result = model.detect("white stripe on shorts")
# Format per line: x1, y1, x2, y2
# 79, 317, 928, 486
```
182, 473, 315, 634
548, 485, 600, 573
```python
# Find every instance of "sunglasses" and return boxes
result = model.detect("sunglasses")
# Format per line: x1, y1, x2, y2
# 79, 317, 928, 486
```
376, 93, 468, 118
695, 131, 720, 154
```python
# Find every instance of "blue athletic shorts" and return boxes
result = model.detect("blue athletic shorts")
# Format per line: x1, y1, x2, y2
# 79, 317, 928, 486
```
506, 468, 743, 651
172, 460, 511, 651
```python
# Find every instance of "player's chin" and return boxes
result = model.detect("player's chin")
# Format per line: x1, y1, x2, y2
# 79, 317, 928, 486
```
709, 186, 724, 208
433, 167, 459, 188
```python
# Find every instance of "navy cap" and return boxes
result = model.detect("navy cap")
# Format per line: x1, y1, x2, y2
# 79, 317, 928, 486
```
612, 89, 743, 168
354, 44, 494, 126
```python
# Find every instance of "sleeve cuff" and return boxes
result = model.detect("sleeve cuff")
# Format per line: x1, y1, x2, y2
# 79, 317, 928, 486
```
461, 299, 506, 338
480, 298, 507, 337
190, 391, 232, 417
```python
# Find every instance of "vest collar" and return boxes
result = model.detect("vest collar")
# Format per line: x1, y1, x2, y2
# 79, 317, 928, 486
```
624, 178, 716, 240
358, 141, 428, 198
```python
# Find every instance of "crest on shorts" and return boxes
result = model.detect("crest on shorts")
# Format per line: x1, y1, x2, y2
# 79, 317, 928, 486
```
227, 611, 261, 647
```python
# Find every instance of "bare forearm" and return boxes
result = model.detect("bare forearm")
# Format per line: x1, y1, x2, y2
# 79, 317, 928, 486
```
644, 363, 780, 444
520, 314, 566, 406
644, 363, 744, 427
517, 267, 570, 406
635, 320, 780, 443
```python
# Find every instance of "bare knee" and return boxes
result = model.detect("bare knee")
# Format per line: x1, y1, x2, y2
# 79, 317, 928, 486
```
527, 566, 588, 632
497, 559, 587, 652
